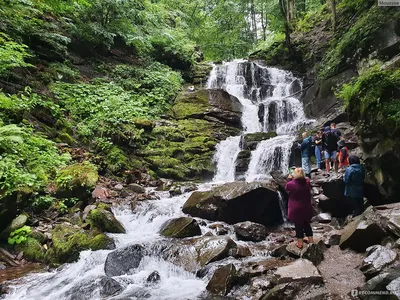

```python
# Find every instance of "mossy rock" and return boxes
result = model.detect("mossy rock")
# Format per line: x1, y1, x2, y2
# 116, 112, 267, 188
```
132, 118, 155, 132
171, 89, 210, 119
55, 162, 99, 200
88, 208, 126, 234
56, 132, 74, 145
0, 213, 28, 240
16, 237, 45, 262
49, 223, 115, 263
243, 132, 277, 143
160, 217, 201, 238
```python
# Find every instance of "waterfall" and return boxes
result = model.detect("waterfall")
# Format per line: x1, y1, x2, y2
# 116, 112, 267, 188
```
209, 60, 310, 182
212, 136, 241, 183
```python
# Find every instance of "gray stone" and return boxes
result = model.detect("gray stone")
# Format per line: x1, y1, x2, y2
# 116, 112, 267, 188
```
127, 183, 146, 194
234, 221, 268, 242
99, 276, 123, 297
146, 271, 161, 284
82, 205, 96, 221
160, 217, 201, 238
274, 259, 323, 284
360, 245, 398, 276
182, 181, 282, 226
113, 184, 124, 191
387, 216, 400, 238
286, 241, 326, 266
163, 236, 237, 272
104, 244, 145, 276
0, 214, 28, 239
206, 264, 237, 296
386, 277, 400, 298
316, 213, 332, 224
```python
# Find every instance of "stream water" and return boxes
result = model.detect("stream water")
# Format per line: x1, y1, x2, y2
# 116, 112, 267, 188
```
2, 60, 310, 300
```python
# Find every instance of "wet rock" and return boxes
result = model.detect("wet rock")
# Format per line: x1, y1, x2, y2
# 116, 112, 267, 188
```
208, 223, 229, 236
359, 264, 400, 297
387, 216, 400, 237
99, 276, 123, 297
234, 221, 268, 242
302, 241, 326, 266
147, 271, 161, 283
328, 234, 341, 246
88, 206, 126, 234
241, 258, 291, 278
260, 282, 301, 300
339, 207, 387, 252
247, 276, 273, 300
163, 236, 237, 272
386, 277, 400, 298
273, 259, 323, 284
241, 132, 278, 151
182, 181, 282, 226
126, 183, 146, 194
169, 188, 182, 197
360, 245, 398, 276
270, 244, 289, 258
160, 217, 201, 238
315, 213, 332, 224
206, 263, 237, 296
0, 213, 28, 239
104, 244, 145, 276
230, 244, 252, 258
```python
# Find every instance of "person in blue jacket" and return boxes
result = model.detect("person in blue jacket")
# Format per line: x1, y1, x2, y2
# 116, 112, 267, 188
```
300, 132, 313, 178
343, 155, 365, 216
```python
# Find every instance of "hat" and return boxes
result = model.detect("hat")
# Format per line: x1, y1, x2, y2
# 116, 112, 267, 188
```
337, 139, 345, 147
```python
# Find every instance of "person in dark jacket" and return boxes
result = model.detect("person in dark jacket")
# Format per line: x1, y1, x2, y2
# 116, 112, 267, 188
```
322, 125, 340, 173
313, 131, 323, 170
286, 167, 313, 249
343, 155, 365, 216
300, 132, 312, 178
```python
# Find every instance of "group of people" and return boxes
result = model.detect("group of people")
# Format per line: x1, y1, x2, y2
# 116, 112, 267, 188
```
300, 122, 348, 177
286, 122, 365, 249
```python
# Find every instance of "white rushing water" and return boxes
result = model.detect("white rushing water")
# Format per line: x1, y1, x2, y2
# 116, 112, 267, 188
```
208, 60, 310, 182
4, 193, 207, 300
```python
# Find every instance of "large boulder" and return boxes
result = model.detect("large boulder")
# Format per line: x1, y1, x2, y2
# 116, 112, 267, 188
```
388, 215, 400, 237
206, 264, 237, 296
233, 221, 268, 242
358, 263, 400, 298
163, 236, 237, 272
160, 217, 201, 238
360, 245, 398, 277
182, 181, 282, 226
104, 244, 145, 277
339, 207, 387, 252
54, 162, 99, 200
286, 241, 326, 266
320, 178, 353, 217
87, 205, 125, 234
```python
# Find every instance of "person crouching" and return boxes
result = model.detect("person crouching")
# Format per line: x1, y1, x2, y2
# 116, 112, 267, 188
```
285, 167, 314, 249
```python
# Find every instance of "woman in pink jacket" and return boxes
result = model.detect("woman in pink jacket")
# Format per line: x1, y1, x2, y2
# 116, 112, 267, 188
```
285, 168, 314, 249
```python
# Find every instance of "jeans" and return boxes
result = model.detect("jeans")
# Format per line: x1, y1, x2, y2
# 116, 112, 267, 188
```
315, 146, 322, 169
324, 150, 337, 160
302, 156, 311, 176
294, 222, 313, 238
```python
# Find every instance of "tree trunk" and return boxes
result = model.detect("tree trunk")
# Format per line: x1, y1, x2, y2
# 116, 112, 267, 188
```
250, 0, 257, 41
260, 5, 267, 41
330, 0, 337, 32
288, 0, 294, 21
279, 0, 291, 47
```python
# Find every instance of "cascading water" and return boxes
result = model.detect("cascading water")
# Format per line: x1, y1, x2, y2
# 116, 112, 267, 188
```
208, 60, 310, 182
3, 192, 207, 300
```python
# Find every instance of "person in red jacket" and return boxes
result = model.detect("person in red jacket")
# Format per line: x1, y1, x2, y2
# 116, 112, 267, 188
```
285, 167, 314, 249
337, 137, 349, 169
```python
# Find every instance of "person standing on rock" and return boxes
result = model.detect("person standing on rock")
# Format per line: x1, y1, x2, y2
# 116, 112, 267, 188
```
337, 137, 349, 170
313, 130, 323, 170
300, 132, 313, 178
344, 155, 365, 216
286, 168, 314, 249
322, 124, 340, 173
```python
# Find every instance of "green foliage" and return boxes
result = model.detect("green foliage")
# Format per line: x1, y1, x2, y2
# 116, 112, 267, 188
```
0, 125, 70, 193
317, 6, 400, 80
55, 162, 98, 191
337, 66, 400, 136
8, 225, 32, 245
0, 32, 33, 75
32, 195, 55, 210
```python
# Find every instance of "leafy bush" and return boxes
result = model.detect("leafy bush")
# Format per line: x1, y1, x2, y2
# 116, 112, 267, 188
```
0, 32, 33, 75
0, 125, 70, 193
337, 66, 400, 136
8, 225, 32, 245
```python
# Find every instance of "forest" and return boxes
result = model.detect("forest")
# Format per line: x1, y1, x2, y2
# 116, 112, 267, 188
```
0, 0, 399, 299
